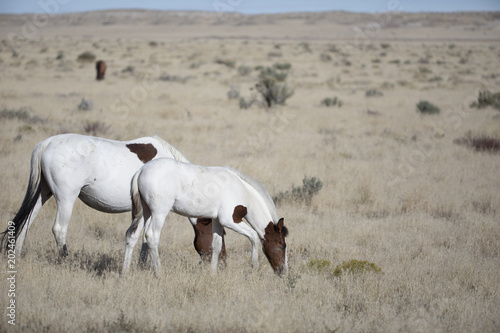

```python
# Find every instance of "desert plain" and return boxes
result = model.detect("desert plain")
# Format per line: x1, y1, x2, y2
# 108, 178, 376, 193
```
0, 9, 499, 332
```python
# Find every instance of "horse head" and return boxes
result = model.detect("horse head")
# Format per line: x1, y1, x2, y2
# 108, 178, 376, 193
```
263, 218, 288, 276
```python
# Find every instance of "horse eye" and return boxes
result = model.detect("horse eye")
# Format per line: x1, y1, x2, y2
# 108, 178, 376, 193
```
281, 245, 286, 250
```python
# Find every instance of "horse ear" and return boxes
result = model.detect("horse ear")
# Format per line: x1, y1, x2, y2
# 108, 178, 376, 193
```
278, 218, 284, 230
264, 221, 274, 235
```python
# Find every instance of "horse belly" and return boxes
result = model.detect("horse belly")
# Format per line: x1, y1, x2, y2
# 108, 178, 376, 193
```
79, 183, 132, 213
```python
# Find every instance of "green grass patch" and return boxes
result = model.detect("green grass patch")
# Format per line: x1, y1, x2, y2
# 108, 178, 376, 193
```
333, 259, 382, 277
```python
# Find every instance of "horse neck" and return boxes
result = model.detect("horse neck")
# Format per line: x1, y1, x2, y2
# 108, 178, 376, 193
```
240, 180, 275, 239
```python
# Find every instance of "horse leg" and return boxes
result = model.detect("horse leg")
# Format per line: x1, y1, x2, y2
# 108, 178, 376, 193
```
52, 192, 79, 257
15, 184, 51, 256
123, 214, 145, 274
218, 218, 260, 270
138, 217, 150, 269
144, 211, 168, 274
210, 219, 225, 272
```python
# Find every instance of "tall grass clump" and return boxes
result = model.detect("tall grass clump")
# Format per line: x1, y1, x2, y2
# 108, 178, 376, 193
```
454, 132, 500, 153
274, 176, 323, 206
416, 100, 440, 114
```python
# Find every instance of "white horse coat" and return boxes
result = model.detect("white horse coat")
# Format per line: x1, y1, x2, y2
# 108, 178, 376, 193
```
1, 134, 215, 259
123, 158, 288, 275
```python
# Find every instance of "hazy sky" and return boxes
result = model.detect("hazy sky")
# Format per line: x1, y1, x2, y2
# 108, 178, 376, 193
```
1, 0, 499, 14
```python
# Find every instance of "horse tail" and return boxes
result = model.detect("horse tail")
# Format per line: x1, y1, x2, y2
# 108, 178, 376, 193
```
127, 169, 144, 237
1, 140, 48, 252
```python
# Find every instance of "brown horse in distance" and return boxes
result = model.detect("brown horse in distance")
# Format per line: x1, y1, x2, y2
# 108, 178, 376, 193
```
96, 60, 106, 80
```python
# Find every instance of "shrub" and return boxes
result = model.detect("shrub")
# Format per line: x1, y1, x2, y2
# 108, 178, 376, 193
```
470, 90, 500, 110
320, 53, 332, 62
237, 65, 252, 76
328, 44, 340, 53
78, 98, 93, 111
332, 259, 382, 277
256, 63, 294, 107
0, 107, 31, 121
342, 58, 351, 66
77, 51, 96, 63
321, 97, 342, 107
273, 62, 292, 71
308, 259, 332, 272
227, 87, 239, 100
258, 66, 288, 82
215, 58, 236, 68
268, 51, 282, 58
365, 89, 383, 97
238, 64, 293, 109
274, 176, 323, 206
299, 42, 312, 53
416, 100, 440, 114
159, 74, 192, 83
83, 121, 110, 136
239, 97, 255, 109
121, 66, 135, 74
419, 66, 432, 74
256, 77, 294, 108
454, 132, 500, 153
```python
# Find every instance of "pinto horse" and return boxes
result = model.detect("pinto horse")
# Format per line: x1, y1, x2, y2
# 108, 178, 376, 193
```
123, 158, 288, 276
0, 134, 226, 264
96, 60, 106, 80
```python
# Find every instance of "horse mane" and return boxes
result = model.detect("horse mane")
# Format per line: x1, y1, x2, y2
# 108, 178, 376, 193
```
152, 135, 190, 163
225, 167, 279, 223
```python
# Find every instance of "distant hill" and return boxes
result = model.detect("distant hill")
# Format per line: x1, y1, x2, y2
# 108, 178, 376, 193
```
1, 10, 499, 41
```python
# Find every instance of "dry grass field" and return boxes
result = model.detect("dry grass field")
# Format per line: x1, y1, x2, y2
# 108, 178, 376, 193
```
1, 10, 500, 332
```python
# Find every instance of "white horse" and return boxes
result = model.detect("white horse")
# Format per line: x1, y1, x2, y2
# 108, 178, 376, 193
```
123, 158, 288, 276
0, 133, 226, 263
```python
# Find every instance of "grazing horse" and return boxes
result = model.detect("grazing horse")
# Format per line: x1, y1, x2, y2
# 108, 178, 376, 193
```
0, 134, 226, 264
123, 158, 288, 276
96, 60, 106, 80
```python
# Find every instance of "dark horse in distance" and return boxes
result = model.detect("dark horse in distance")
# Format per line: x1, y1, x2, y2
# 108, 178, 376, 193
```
96, 60, 106, 80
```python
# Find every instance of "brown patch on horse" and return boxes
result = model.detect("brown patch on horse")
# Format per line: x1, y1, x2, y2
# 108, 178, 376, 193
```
232, 205, 247, 223
263, 218, 288, 275
96, 60, 106, 80
126, 143, 157, 163
193, 218, 227, 265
